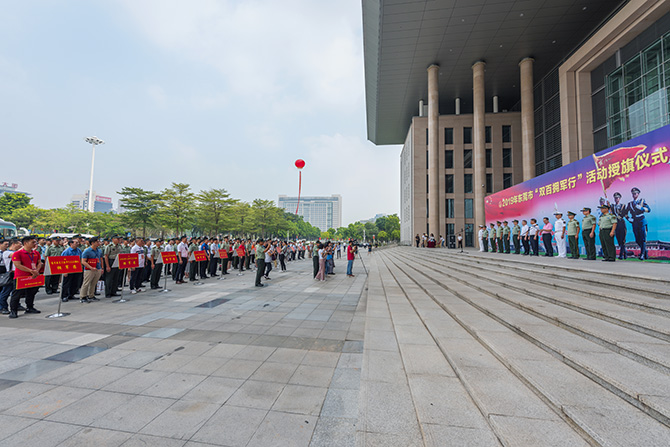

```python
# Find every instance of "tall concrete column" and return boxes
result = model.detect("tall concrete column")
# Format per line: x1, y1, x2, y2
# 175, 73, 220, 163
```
427, 64, 440, 236
520, 57, 535, 181
472, 61, 486, 229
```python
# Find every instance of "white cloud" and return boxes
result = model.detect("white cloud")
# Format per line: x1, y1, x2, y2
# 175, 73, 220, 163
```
147, 84, 167, 107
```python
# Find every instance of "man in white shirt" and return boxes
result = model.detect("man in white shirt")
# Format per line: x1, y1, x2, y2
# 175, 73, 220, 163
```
130, 238, 145, 293
554, 212, 567, 258
478, 225, 485, 251
176, 236, 189, 284
520, 220, 530, 255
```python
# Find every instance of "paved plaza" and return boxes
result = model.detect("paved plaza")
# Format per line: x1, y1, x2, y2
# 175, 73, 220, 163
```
0, 247, 669, 446
0, 258, 366, 447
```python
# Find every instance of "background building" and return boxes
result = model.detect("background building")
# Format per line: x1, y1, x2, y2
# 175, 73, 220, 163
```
363, 0, 670, 245
71, 192, 113, 213
0, 182, 31, 197
278, 195, 342, 232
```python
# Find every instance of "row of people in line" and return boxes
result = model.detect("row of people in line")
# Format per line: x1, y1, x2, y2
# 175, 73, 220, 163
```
478, 205, 620, 261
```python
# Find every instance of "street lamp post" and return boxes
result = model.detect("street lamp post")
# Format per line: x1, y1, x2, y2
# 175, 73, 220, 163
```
84, 136, 104, 212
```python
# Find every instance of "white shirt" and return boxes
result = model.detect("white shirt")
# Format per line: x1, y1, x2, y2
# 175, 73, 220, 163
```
177, 242, 188, 257
131, 244, 145, 265
520, 224, 529, 237
478, 229, 484, 239
554, 218, 565, 235
318, 249, 325, 260
529, 224, 539, 235
3, 250, 15, 272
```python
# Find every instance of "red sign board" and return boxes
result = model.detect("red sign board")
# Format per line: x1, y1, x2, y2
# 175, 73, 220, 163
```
192, 250, 208, 262
16, 275, 45, 290
236, 247, 245, 257
219, 249, 228, 259
45, 256, 82, 275
84, 258, 99, 270
95, 195, 112, 203
117, 253, 140, 269
161, 251, 179, 264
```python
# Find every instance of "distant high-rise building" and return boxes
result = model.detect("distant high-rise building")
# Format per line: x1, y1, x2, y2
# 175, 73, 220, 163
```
278, 195, 342, 232
71, 191, 113, 213
0, 182, 31, 197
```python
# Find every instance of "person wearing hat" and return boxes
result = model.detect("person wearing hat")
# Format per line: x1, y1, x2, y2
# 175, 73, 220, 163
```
103, 236, 123, 297
478, 225, 485, 252
554, 212, 566, 258
566, 212, 580, 259
502, 221, 511, 253
626, 187, 651, 260
528, 218, 540, 256
489, 223, 497, 252
44, 237, 64, 295
520, 220, 530, 255
511, 220, 521, 254
495, 221, 503, 254
598, 204, 617, 261
580, 208, 597, 260
149, 239, 164, 289
482, 225, 489, 252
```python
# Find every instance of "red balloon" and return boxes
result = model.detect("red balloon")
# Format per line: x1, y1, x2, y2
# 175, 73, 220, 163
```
295, 159, 305, 169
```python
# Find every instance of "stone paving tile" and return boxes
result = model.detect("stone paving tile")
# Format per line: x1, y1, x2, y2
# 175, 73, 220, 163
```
289, 365, 335, 387
139, 400, 220, 440
58, 427, 133, 447
272, 384, 328, 416
246, 410, 318, 447
46, 390, 133, 425
310, 416, 357, 447
250, 361, 300, 383
4, 385, 94, 420
121, 434, 187, 447
226, 379, 285, 410
191, 404, 267, 446
182, 376, 244, 404
140, 372, 207, 399
0, 414, 37, 442
0, 420, 82, 447
91, 394, 175, 432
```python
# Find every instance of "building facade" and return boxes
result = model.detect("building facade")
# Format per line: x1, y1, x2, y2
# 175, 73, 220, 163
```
71, 192, 114, 213
363, 0, 670, 245
277, 195, 342, 232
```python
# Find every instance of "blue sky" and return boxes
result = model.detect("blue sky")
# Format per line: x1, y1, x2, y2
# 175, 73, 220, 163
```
0, 0, 400, 225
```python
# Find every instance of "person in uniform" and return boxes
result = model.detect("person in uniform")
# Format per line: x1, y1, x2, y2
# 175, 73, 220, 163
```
495, 221, 503, 253
598, 204, 617, 262
255, 239, 266, 287
489, 223, 497, 252
625, 187, 651, 260
611, 192, 628, 259
566, 212, 580, 259
149, 239, 164, 289
478, 225, 485, 252
581, 207, 597, 260
188, 238, 198, 281
502, 221, 511, 253
104, 236, 123, 297
482, 225, 489, 252
209, 238, 220, 277
554, 212, 566, 258
511, 219, 521, 254
44, 237, 64, 295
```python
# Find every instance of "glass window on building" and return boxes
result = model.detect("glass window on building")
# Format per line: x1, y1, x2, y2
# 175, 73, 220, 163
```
502, 148, 512, 168
464, 199, 473, 218
486, 149, 491, 168
445, 199, 454, 218
502, 125, 511, 143
445, 150, 453, 169
463, 127, 472, 144
446, 223, 454, 237
464, 174, 473, 193
445, 128, 453, 145
503, 173, 513, 189
463, 149, 472, 168
465, 224, 474, 247
426, 151, 429, 169
485, 126, 491, 143
445, 174, 454, 194
486, 173, 492, 194
426, 128, 429, 145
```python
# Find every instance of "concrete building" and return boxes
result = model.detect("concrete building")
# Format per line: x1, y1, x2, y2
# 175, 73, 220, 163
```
278, 195, 342, 232
0, 182, 31, 197
71, 192, 113, 213
363, 0, 670, 245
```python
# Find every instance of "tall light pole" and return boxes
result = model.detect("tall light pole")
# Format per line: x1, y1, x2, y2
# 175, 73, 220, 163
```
84, 136, 104, 212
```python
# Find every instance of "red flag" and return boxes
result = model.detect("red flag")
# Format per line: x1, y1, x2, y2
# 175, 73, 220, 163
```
593, 145, 646, 191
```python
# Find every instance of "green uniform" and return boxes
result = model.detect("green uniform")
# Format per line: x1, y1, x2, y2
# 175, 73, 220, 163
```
104, 242, 124, 297
482, 228, 489, 251
512, 224, 521, 254
598, 213, 618, 261
255, 244, 266, 286
567, 219, 580, 259
502, 225, 511, 253
581, 214, 597, 260
489, 227, 497, 252
150, 245, 164, 288
44, 243, 65, 294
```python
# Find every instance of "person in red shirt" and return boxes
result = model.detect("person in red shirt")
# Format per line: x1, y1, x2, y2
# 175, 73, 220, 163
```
346, 241, 357, 277
9, 235, 42, 319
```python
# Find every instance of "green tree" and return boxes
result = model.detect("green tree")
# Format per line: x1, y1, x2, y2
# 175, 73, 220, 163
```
159, 183, 195, 237
250, 199, 278, 237
230, 202, 252, 236
0, 192, 31, 219
390, 229, 400, 241
377, 230, 388, 241
9, 205, 46, 231
196, 188, 237, 235
325, 228, 336, 240
117, 187, 161, 237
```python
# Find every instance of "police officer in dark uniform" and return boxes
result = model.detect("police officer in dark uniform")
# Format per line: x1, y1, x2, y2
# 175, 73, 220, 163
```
625, 187, 651, 260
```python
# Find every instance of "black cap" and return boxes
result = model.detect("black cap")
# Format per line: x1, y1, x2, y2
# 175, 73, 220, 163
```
631, 187, 640, 194
613, 192, 622, 199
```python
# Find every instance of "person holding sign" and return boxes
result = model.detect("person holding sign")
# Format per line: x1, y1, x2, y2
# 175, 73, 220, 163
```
149, 239, 164, 289
80, 237, 103, 303
130, 238, 146, 293
60, 239, 83, 302
9, 236, 43, 319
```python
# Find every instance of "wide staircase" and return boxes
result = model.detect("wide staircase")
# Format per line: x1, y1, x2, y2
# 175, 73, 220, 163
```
356, 246, 670, 446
